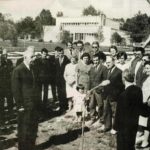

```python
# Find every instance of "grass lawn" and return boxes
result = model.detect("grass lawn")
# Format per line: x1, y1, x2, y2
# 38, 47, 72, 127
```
0, 40, 66, 52
0, 40, 133, 53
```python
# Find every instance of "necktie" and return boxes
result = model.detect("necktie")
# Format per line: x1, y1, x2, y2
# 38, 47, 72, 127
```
59, 57, 62, 65
70, 49, 72, 55
107, 69, 111, 79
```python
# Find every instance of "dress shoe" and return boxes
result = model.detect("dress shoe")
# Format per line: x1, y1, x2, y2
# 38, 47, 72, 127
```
136, 143, 149, 149
98, 126, 110, 133
110, 129, 117, 135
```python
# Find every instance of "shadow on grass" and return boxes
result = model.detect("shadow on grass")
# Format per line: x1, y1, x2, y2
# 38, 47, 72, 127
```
36, 127, 90, 150
0, 137, 17, 149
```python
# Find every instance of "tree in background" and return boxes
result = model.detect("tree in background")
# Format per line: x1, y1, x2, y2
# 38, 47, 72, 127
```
95, 26, 104, 43
0, 13, 4, 22
82, 5, 103, 16
0, 14, 18, 46
57, 11, 63, 17
111, 32, 123, 45
34, 9, 56, 38
121, 11, 150, 42
60, 30, 73, 44
38, 9, 55, 25
16, 16, 35, 39
16, 9, 56, 39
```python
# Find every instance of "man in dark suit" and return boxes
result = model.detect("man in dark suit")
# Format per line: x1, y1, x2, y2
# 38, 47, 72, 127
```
87, 53, 108, 126
64, 41, 78, 60
55, 46, 70, 112
12, 46, 40, 150
16, 57, 24, 67
76, 40, 90, 60
38, 48, 55, 109
130, 47, 145, 86
0, 49, 5, 129
100, 56, 124, 133
115, 69, 144, 150
1, 49, 14, 116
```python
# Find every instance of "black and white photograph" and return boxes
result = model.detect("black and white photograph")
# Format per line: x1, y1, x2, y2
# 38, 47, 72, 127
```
0, 0, 150, 149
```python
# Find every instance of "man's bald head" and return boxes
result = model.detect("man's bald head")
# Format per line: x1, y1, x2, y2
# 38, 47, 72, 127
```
24, 46, 35, 65
106, 56, 115, 69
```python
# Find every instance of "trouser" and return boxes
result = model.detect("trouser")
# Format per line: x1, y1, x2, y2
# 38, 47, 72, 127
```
18, 108, 38, 150
117, 127, 137, 150
57, 82, 67, 110
0, 98, 5, 126
50, 81, 57, 101
89, 90, 103, 121
103, 97, 117, 129
2, 88, 14, 112
42, 83, 49, 107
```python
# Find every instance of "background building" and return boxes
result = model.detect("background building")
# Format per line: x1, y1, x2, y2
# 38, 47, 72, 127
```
43, 14, 129, 46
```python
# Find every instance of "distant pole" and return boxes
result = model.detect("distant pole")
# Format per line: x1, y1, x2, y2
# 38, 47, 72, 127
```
81, 109, 85, 150
24, 35, 26, 50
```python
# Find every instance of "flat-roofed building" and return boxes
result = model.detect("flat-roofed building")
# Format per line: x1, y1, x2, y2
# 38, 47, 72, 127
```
43, 15, 129, 46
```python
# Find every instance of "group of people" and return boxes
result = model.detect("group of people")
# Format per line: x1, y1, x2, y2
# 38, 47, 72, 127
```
56, 41, 150, 150
1, 40, 150, 150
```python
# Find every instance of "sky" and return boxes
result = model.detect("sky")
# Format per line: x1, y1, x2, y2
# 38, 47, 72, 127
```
0, 0, 150, 21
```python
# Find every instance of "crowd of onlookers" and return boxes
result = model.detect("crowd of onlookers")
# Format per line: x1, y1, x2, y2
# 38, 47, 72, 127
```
0, 40, 150, 150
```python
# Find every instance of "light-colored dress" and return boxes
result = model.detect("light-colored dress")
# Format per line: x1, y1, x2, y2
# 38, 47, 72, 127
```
64, 63, 77, 98
138, 76, 150, 127
73, 91, 87, 113
142, 76, 150, 103
75, 61, 92, 90
116, 62, 130, 71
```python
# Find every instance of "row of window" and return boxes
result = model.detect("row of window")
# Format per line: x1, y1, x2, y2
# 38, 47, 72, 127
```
61, 22, 99, 26
74, 33, 96, 40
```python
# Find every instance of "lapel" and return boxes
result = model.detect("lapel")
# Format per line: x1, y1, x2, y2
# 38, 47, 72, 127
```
108, 67, 117, 80
91, 64, 102, 78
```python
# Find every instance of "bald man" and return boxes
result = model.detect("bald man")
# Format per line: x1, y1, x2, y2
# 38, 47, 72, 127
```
100, 56, 124, 134
12, 46, 40, 150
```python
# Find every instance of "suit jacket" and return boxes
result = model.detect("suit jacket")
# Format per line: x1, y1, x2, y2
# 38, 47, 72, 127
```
37, 56, 56, 84
16, 57, 24, 67
55, 55, 70, 84
64, 48, 78, 60
1, 58, 13, 89
115, 85, 143, 131
104, 67, 124, 101
89, 64, 108, 93
135, 63, 145, 87
12, 62, 41, 109
76, 48, 90, 60
130, 57, 139, 75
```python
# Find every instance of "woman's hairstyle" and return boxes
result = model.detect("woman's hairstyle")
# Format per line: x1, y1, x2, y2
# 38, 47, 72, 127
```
55, 46, 64, 52
81, 52, 91, 60
92, 41, 99, 47
109, 45, 118, 53
76, 84, 84, 91
77, 40, 84, 46
117, 51, 127, 60
133, 47, 145, 54
144, 61, 150, 67
122, 69, 134, 83
41, 48, 48, 54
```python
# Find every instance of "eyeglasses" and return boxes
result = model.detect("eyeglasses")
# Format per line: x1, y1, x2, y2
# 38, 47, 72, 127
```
92, 46, 98, 48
